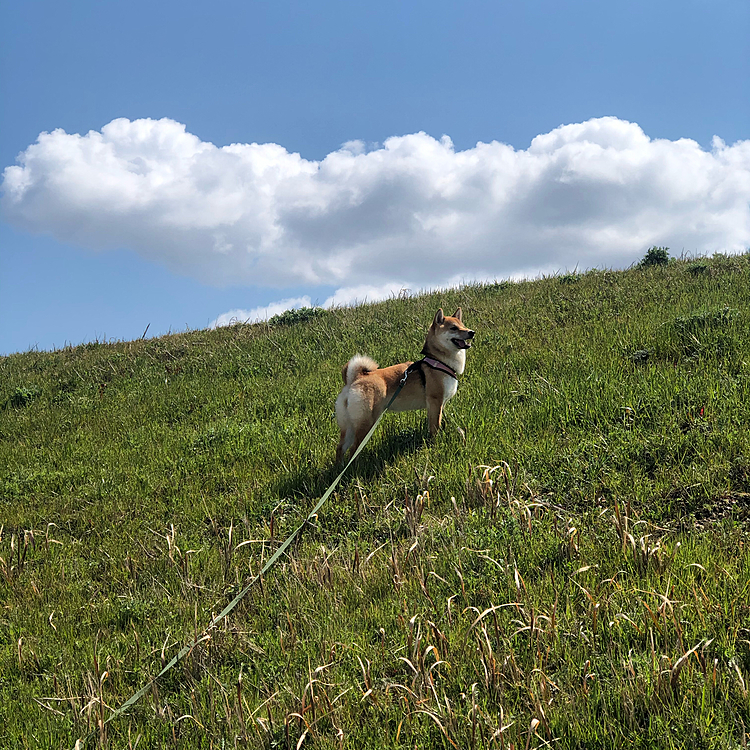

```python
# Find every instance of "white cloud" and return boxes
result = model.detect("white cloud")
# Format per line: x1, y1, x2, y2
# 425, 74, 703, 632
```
211, 284, 410, 331
3, 116, 749, 297
211, 296, 312, 328
322, 281, 414, 308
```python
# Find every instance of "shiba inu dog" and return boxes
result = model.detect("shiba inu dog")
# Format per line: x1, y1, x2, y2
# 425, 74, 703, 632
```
335, 308, 474, 462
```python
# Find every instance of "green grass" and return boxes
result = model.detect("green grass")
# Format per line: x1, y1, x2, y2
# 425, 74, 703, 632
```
1, 254, 749, 748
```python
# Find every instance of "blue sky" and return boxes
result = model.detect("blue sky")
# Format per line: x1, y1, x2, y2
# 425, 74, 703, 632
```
1, 0, 748, 354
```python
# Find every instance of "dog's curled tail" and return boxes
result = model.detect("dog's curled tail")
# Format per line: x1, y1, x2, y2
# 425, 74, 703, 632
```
342, 354, 379, 385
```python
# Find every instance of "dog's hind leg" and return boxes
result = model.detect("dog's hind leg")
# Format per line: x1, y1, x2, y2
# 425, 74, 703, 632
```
336, 424, 357, 463
350, 419, 375, 457
335, 428, 348, 463
335, 392, 352, 463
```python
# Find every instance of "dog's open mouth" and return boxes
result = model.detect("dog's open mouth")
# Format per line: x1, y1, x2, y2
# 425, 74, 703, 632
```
452, 337, 472, 349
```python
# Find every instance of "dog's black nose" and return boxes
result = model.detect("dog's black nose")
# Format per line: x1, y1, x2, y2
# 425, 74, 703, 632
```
467, 330, 475, 339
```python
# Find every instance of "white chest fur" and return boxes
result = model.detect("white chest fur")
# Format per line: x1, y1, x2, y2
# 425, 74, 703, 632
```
453, 349, 467, 375
441, 372, 459, 403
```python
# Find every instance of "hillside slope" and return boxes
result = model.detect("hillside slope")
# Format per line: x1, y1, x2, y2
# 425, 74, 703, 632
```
2, 255, 749, 748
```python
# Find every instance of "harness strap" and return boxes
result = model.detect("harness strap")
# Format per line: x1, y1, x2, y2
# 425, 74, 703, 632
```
400, 359, 424, 385
406, 355, 458, 380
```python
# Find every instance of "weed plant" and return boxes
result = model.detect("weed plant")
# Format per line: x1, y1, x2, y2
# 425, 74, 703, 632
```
1, 254, 749, 748
639, 246, 671, 268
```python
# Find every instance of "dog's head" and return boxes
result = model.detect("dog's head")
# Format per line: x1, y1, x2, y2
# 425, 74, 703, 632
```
431, 308, 475, 350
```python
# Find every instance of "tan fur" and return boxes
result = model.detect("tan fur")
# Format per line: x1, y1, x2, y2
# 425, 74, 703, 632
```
335, 308, 475, 462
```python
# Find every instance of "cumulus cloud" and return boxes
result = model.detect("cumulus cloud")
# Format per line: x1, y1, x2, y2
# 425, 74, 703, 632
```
211, 283, 413, 328
3, 116, 749, 302
211, 296, 312, 328
322, 281, 414, 308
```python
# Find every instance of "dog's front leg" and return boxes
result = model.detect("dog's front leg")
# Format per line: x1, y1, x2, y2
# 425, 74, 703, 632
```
426, 395, 444, 437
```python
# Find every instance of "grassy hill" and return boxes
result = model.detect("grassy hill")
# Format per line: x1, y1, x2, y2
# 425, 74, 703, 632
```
1, 254, 749, 748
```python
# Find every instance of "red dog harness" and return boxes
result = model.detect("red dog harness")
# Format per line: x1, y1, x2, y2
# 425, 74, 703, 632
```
420, 356, 458, 379
401, 355, 458, 384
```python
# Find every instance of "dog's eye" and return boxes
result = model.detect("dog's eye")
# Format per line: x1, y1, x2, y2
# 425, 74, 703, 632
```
450, 326, 459, 331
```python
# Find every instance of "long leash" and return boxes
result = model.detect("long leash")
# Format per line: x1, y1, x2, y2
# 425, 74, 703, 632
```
89, 368, 417, 740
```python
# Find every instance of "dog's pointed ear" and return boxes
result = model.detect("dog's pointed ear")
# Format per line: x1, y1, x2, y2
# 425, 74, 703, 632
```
433, 308, 445, 326
453, 307, 463, 322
